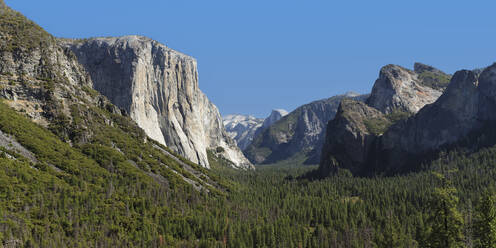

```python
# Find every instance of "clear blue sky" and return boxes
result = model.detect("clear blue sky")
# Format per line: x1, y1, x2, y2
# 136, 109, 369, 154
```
7, 0, 495, 117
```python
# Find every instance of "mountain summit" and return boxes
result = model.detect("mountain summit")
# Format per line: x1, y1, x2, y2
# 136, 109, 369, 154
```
261, 109, 289, 130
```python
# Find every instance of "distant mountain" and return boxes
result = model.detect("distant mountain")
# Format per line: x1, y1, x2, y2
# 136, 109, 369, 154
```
223, 109, 288, 150
223, 114, 264, 150
261, 109, 288, 130
244, 92, 368, 165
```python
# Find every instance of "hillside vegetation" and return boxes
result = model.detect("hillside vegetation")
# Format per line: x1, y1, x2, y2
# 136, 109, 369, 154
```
4, 97, 496, 247
0, 100, 236, 247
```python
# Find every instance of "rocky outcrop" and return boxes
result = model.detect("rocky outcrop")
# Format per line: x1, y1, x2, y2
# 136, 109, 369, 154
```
223, 114, 264, 150
63, 36, 252, 169
245, 93, 368, 164
319, 63, 496, 176
414, 62, 444, 75
319, 63, 453, 175
319, 100, 386, 175
0, 130, 38, 163
382, 70, 480, 156
378, 66, 496, 171
366, 64, 448, 114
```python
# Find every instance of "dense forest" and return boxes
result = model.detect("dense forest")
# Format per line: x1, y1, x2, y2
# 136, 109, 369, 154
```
2, 97, 496, 247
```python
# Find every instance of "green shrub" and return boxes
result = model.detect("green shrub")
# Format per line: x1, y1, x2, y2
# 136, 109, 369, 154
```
386, 109, 411, 123
364, 117, 391, 135
365, 109, 411, 135
418, 71, 451, 90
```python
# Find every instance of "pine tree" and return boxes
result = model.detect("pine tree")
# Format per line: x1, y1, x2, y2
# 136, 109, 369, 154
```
426, 173, 464, 248
473, 191, 496, 248
379, 211, 401, 248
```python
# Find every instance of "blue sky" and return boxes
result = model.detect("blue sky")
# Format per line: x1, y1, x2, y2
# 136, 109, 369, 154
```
7, 0, 496, 117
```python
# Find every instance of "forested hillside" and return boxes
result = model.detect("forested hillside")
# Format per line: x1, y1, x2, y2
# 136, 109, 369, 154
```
4, 94, 496, 247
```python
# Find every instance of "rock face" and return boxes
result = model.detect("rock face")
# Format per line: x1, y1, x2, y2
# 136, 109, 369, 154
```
223, 114, 264, 150
319, 100, 386, 175
63, 36, 252, 169
379, 67, 496, 171
382, 70, 480, 156
245, 93, 368, 165
319, 63, 452, 175
319, 63, 496, 176
366, 64, 446, 114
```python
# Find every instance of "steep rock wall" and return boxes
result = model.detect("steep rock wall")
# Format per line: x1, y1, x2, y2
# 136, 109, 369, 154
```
64, 36, 252, 169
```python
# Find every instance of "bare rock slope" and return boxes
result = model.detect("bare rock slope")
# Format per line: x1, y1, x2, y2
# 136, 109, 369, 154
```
366, 64, 447, 114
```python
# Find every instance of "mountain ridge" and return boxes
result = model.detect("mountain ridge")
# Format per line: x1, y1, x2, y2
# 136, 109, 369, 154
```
223, 109, 288, 151
223, 114, 264, 150
316, 63, 496, 176
244, 93, 368, 165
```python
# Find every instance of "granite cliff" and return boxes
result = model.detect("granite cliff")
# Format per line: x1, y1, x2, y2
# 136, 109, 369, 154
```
376, 66, 496, 172
366, 63, 448, 114
319, 100, 387, 175
317, 63, 496, 176
0, 1, 220, 195
63, 36, 252, 169
0, 4, 245, 245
